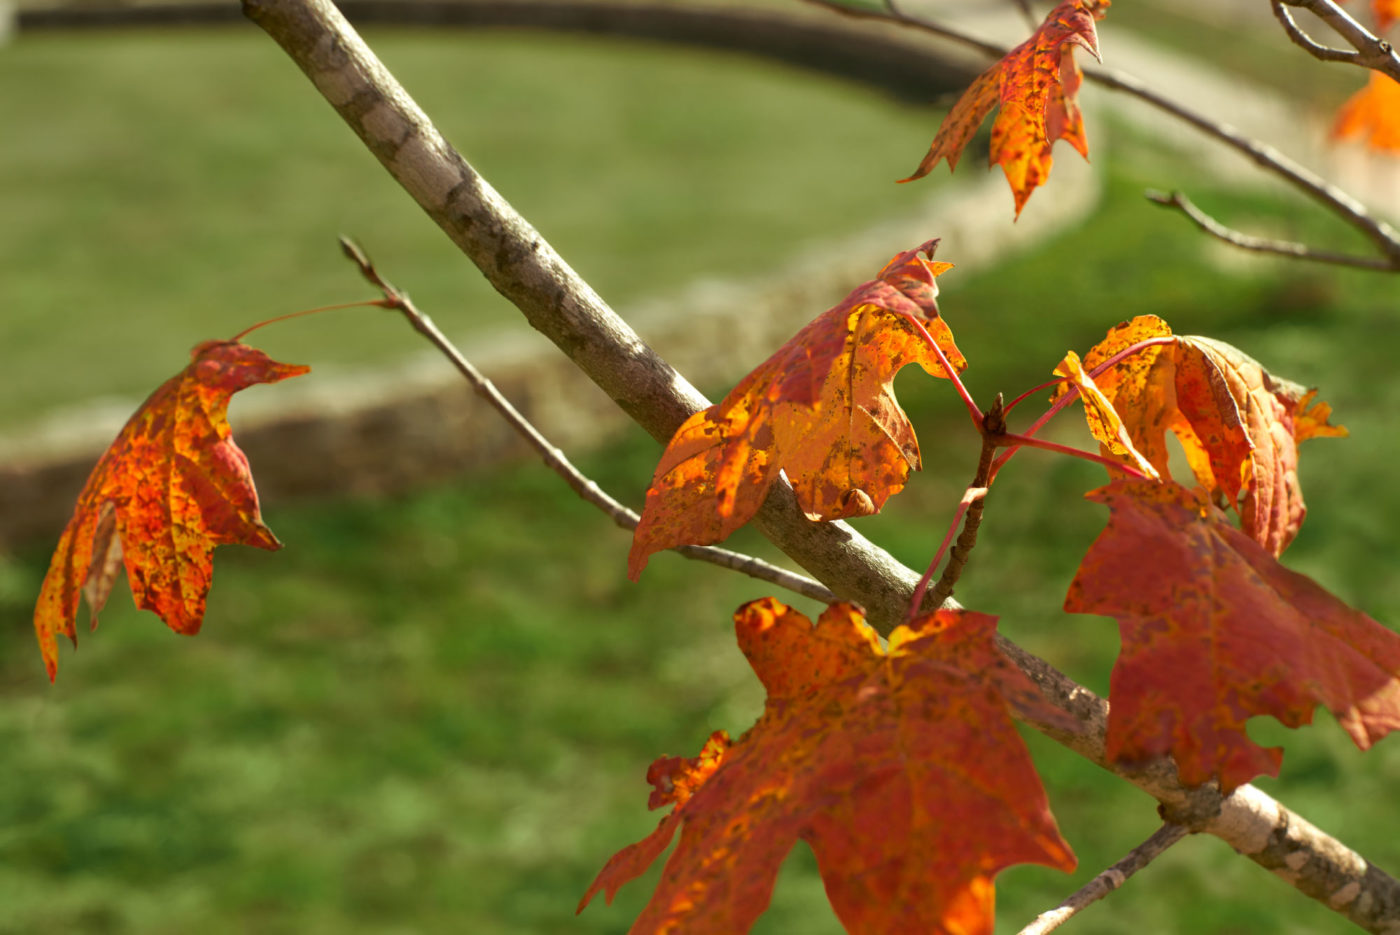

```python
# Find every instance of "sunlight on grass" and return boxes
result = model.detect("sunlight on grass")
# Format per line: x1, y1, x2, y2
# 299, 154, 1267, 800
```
0, 27, 941, 432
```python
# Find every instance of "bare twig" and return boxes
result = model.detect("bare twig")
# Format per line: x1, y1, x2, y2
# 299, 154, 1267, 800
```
337, 237, 837, 605
1271, 0, 1365, 65
242, 1, 1400, 928
799, 0, 1400, 269
1147, 189, 1397, 270
1278, 0, 1400, 81
1017, 823, 1190, 935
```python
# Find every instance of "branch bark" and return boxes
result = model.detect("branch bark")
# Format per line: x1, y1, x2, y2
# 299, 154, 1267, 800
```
339, 237, 838, 605
242, 0, 1400, 929
1017, 823, 1190, 935
1276, 0, 1400, 81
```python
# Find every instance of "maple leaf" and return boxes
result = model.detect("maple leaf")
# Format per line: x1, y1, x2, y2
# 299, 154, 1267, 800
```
1053, 349, 1159, 480
579, 598, 1076, 935
1332, 72, 1400, 153
627, 240, 965, 580
33, 340, 309, 680
1066, 315, 1345, 556
901, 0, 1109, 216
1338, 0, 1400, 31
1067, 479, 1400, 792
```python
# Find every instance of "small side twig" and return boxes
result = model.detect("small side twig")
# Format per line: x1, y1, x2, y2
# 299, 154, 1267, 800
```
1278, 0, 1400, 81
1146, 190, 1398, 271
1271, 0, 1363, 65
338, 237, 836, 605
1017, 822, 1190, 935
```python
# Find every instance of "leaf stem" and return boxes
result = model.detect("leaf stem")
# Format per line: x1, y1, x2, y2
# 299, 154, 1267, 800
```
229, 299, 389, 341
905, 315, 983, 429
907, 485, 988, 621
996, 432, 1153, 480
337, 239, 837, 604
1003, 378, 1066, 415
907, 394, 1004, 619
992, 336, 1177, 478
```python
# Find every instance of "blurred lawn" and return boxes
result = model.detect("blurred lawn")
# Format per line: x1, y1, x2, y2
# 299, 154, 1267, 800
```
0, 25, 941, 432
4, 16, 1400, 935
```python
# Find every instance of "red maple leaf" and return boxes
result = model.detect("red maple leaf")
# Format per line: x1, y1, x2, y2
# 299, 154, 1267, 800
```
32, 340, 309, 680
1332, 72, 1400, 153
1066, 479, 1400, 792
901, 0, 1109, 216
579, 598, 1075, 934
628, 240, 965, 579
1066, 315, 1345, 556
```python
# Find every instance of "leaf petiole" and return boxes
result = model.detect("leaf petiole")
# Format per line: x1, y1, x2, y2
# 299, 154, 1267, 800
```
904, 314, 983, 429
993, 432, 1153, 481
991, 336, 1177, 478
906, 485, 988, 621
229, 299, 392, 341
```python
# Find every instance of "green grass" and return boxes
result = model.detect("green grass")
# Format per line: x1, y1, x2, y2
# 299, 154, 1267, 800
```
0, 26, 942, 432
6, 142, 1400, 933
6, 18, 1400, 935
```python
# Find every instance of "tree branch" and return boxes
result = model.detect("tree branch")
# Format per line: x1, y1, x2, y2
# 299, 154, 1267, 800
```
242, 0, 1400, 928
1278, 0, 1400, 81
1271, 0, 1366, 65
799, 0, 1400, 269
1017, 823, 1190, 935
1147, 189, 1397, 270
336, 237, 838, 605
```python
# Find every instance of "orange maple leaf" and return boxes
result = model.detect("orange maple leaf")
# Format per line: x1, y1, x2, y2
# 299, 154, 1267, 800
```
1066, 315, 1345, 556
901, 0, 1109, 216
627, 240, 965, 580
1338, 0, 1399, 31
1067, 479, 1400, 792
1332, 72, 1400, 153
33, 340, 309, 680
579, 598, 1076, 935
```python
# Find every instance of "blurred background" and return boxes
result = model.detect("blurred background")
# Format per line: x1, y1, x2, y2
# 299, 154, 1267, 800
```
2, 0, 1399, 932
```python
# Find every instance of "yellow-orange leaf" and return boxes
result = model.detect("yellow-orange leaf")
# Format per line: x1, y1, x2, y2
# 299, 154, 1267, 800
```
1382, 0, 1400, 29
1068, 479, 1400, 792
580, 598, 1075, 934
1053, 349, 1158, 479
33, 340, 309, 680
1332, 72, 1400, 153
902, 0, 1109, 216
1069, 315, 1345, 556
628, 240, 965, 579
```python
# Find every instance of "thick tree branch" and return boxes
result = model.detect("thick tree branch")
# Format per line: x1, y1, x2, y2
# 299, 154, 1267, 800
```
1278, 0, 1400, 81
242, 0, 1400, 928
800, 0, 1400, 269
338, 237, 838, 604
1017, 823, 1190, 935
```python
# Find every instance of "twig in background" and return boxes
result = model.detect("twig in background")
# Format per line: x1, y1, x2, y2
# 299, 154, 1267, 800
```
1276, 0, 1400, 80
799, 0, 1400, 269
1147, 189, 1398, 270
338, 237, 837, 605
